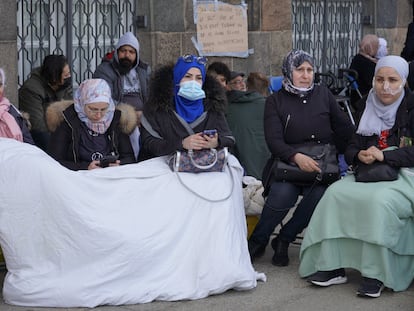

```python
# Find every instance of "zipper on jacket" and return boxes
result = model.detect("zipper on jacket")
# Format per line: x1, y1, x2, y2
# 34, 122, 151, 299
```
284, 114, 291, 135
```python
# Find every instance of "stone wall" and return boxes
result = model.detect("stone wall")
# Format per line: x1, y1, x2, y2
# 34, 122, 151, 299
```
137, 0, 293, 76
0, 0, 18, 105
0, 0, 412, 105
137, 0, 414, 77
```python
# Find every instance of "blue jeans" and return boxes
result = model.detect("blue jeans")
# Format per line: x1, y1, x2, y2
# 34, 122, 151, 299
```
250, 181, 327, 245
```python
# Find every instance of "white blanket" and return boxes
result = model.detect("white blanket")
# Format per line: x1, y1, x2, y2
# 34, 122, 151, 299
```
0, 139, 265, 307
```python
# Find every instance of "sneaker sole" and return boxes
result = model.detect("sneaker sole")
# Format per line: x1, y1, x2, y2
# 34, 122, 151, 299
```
357, 284, 384, 298
309, 276, 348, 287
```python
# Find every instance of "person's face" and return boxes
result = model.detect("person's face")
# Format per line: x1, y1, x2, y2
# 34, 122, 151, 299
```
211, 73, 227, 88
58, 64, 71, 86
373, 67, 404, 105
292, 61, 314, 88
84, 102, 110, 122
228, 75, 246, 91
180, 67, 203, 85
118, 45, 137, 64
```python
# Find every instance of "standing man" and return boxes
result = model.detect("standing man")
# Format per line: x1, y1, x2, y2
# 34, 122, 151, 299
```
93, 31, 151, 159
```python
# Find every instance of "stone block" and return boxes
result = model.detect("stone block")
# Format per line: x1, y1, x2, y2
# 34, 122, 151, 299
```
153, 33, 182, 67
0, 0, 16, 40
270, 31, 293, 75
0, 42, 18, 105
376, 0, 397, 28
152, 0, 185, 32
262, 0, 292, 31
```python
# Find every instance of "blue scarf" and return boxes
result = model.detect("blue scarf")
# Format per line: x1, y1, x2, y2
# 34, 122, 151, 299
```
173, 55, 206, 123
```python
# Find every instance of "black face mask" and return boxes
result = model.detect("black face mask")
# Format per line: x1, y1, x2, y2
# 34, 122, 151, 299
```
61, 77, 72, 89
118, 58, 134, 75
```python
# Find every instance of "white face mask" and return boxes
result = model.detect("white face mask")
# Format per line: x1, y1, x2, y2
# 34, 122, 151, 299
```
177, 80, 206, 101
373, 78, 405, 96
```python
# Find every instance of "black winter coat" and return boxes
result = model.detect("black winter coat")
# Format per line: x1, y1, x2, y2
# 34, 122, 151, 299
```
345, 91, 414, 168
264, 85, 355, 163
140, 65, 235, 159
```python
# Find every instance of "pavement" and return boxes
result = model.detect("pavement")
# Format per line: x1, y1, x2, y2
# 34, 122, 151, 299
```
0, 243, 413, 311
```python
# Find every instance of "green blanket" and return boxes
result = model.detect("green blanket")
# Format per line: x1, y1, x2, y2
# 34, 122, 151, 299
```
299, 169, 414, 291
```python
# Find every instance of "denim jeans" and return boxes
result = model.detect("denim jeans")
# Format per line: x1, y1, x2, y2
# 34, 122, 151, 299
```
249, 181, 327, 245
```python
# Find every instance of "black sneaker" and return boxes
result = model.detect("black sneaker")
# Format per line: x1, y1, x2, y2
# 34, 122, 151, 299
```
357, 277, 384, 298
307, 268, 347, 287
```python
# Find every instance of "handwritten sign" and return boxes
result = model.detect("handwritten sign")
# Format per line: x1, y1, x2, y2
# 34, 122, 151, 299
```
196, 2, 248, 57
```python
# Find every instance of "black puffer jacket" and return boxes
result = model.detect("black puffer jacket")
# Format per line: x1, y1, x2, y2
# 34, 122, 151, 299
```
140, 64, 235, 160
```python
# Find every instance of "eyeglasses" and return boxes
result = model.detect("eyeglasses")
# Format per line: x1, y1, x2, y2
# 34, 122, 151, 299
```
230, 79, 245, 85
86, 106, 109, 116
181, 54, 208, 66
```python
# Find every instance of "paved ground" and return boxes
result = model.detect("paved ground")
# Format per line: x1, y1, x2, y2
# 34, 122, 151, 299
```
0, 243, 413, 311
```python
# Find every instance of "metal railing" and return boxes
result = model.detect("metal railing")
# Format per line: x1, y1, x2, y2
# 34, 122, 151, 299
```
17, 0, 135, 87
292, 0, 362, 75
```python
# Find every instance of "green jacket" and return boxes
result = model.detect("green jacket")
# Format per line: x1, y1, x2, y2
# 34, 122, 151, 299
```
18, 67, 73, 149
226, 90, 270, 179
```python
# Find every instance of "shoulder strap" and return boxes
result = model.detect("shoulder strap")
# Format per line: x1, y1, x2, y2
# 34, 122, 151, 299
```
141, 114, 163, 139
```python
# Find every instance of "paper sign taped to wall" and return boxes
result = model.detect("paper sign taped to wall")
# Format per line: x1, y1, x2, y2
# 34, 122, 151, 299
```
195, 1, 248, 57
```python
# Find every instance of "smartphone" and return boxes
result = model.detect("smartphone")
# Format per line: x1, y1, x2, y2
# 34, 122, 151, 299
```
99, 154, 119, 168
203, 129, 217, 137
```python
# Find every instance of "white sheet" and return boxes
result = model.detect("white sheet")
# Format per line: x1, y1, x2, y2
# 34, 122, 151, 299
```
0, 138, 265, 307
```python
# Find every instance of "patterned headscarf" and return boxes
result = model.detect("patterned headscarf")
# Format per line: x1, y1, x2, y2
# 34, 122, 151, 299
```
281, 49, 315, 97
359, 34, 379, 58
173, 55, 207, 123
74, 79, 115, 134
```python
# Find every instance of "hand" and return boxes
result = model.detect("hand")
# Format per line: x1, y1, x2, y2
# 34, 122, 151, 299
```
182, 133, 210, 150
358, 147, 383, 164
108, 160, 121, 167
366, 146, 384, 162
292, 153, 321, 173
202, 132, 219, 149
88, 160, 101, 170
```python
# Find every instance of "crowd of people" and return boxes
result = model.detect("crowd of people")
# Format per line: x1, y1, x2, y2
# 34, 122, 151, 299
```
0, 28, 414, 307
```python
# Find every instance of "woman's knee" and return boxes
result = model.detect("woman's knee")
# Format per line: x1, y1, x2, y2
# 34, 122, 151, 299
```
265, 182, 300, 211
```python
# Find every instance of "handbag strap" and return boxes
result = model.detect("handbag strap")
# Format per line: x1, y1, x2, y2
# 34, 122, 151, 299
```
175, 163, 234, 202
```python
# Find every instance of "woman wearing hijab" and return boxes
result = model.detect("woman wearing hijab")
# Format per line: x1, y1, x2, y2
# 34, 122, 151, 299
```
301, 55, 414, 298
140, 54, 235, 159
248, 49, 354, 266
47, 78, 136, 170
349, 34, 380, 111
0, 68, 34, 144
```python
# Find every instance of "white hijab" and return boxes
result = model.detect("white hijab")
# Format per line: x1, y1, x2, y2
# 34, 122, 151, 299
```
356, 55, 408, 136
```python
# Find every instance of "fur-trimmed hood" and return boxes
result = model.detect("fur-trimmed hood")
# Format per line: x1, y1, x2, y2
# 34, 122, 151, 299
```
144, 64, 227, 115
46, 100, 137, 134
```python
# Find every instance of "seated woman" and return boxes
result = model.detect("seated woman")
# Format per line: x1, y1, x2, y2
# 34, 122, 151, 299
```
301, 55, 414, 298
0, 57, 263, 308
0, 68, 34, 144
248, 49, 354, 266
140, 54, 235, 158
47, 78, 136, 170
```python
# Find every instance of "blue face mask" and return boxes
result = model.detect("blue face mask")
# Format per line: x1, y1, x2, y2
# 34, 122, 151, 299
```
177, 80, 206, 101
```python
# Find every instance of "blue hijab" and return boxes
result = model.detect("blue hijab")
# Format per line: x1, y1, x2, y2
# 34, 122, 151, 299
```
173, 55, 206, 123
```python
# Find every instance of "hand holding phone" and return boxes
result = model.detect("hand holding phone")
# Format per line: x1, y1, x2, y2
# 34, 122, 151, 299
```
99, 154, 119, 168
203, 129, 217, 137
